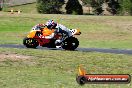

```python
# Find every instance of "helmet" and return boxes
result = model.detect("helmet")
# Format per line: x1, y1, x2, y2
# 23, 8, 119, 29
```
46, 20, 57, 29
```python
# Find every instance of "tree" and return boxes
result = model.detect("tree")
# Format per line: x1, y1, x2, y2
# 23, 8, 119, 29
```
118, 0, 132, 15
107, 0, 120, 15
81, 0, 104, 14
65, 0, 83, 15
80, 0, 91, 6
36, 0, 64, 14
81, 0, 120, 15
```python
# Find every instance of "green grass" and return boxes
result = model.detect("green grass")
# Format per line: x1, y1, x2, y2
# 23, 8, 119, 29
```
0, 12, 132, 88
0, 48, 132, 88
0, 13, 132, 49
4, 3, 37, 14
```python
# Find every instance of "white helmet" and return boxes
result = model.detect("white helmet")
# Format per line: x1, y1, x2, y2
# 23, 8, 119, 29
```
46, 20, 57, 29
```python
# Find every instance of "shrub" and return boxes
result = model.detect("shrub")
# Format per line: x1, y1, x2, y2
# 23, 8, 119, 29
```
37, 0, 64, 14
65, 0, 83, 15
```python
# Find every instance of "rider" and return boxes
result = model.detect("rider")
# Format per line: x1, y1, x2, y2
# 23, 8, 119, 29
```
32, 20, 72, 46
45, 20, 72, 45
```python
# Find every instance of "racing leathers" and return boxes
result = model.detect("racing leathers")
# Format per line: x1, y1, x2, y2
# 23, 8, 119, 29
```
54, 24, 72, 46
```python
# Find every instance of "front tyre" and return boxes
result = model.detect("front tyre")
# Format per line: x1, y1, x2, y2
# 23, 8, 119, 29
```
62, 37, 79, 50
23, 37, 39, 48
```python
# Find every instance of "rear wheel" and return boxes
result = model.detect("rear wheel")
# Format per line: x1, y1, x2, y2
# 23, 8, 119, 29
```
23, 37, 39, 48
62, 37, 79, 50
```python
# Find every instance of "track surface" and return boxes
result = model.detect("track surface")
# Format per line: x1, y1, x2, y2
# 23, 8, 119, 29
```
0, 44, 132, 55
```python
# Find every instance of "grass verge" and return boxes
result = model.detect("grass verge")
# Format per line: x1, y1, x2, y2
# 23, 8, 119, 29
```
0, 47, 131, 88
0, 13, 132, 49
3, 3, 37, 14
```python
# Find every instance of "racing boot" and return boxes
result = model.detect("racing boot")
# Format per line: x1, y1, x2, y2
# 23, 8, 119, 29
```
55, 39, 62, 48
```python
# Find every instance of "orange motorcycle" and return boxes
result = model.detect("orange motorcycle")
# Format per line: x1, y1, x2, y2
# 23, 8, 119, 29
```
23, 27, 81, 50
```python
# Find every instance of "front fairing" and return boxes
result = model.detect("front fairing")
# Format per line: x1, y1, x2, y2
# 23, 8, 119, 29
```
27, 30, 40, 38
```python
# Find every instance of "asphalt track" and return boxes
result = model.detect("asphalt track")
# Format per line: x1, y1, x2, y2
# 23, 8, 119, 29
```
0, 44, 132, 55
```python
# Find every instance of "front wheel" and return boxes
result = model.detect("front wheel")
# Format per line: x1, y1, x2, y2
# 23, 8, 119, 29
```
62, 37, 79, 50
23, 37, 39, 48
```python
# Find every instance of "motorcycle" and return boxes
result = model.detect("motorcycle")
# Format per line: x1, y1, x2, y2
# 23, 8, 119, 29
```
23, 27, 81, 50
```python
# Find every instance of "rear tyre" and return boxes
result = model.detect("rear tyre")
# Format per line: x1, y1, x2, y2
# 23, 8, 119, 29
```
23, 37, 39, 48
62, 37, 79, 50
